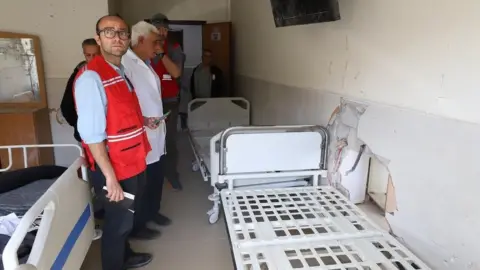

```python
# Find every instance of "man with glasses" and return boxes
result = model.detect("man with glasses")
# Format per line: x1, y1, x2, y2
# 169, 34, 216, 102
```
74, 15, 153, 270
59, 38, 105, 240
149, 13, 184, 191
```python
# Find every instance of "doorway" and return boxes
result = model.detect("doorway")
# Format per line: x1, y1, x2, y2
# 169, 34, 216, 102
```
167, 29, 184, 50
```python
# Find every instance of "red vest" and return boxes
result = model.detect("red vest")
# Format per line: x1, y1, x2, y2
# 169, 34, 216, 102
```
151, 42, 180, 99
73, 56, 151, 181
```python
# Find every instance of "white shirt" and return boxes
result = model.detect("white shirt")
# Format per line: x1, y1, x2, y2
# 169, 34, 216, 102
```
122, 49, 166, 164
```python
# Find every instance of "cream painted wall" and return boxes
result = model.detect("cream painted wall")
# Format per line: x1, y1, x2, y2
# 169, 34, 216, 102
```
0, 0, 108, 166
232, 0, 480, 125
232, 0, 480, 269
0, 0, 108, 78
119, 0, 230, 25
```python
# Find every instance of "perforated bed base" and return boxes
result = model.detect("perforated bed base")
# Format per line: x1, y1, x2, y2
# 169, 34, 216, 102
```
237, 235, 429, 270
221, 186, 431, 270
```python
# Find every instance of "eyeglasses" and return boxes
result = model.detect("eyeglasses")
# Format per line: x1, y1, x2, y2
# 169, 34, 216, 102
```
98, 28, 130, 40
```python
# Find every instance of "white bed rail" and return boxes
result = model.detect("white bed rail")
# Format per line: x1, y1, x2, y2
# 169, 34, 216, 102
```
0, 144, 87, 180
187, 97, 250, 131
0, 144, 92, 270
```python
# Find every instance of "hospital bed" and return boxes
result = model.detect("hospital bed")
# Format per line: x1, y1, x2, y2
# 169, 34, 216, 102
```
213, 126, 431, 269
1, 144, 94, 270
187, 98, 331, 224
188, 98, 431, 269
187, 97, 250, 181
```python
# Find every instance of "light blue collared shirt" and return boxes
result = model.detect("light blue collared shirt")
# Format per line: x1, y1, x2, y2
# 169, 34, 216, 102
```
74, 62, 131, 144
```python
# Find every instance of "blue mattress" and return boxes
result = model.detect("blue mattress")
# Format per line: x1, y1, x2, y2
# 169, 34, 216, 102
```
0, 179, 56, 217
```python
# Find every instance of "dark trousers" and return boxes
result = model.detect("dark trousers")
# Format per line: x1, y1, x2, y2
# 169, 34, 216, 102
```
89, 167, 146, 270
132, 157, 165, 233
179, 112, 187, 130
163, 102, 182, 189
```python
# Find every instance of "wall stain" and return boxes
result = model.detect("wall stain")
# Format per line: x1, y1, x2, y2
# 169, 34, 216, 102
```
354, 71, 361, 80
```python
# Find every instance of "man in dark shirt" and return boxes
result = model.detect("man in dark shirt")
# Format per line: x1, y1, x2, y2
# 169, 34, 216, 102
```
190, 49, 224, 99
60, 38, 100, 142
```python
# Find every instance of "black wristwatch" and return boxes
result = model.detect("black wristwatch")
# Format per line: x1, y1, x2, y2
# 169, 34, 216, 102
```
157, 52, 165, 59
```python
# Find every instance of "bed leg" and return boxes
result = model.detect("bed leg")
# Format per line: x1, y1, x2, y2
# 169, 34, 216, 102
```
207, 189, 221, 224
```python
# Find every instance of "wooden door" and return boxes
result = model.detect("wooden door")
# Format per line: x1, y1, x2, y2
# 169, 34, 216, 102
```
202, 22, 232, 96
0, 109, 54, 170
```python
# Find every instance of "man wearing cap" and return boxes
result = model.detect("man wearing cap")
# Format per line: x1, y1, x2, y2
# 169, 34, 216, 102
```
149, 13, 184, 191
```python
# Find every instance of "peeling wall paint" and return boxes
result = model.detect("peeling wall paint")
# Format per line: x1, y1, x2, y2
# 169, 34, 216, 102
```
321, 97, 480, 270
328, 100, 397, 211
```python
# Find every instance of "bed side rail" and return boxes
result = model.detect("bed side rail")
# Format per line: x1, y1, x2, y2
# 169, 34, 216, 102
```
218, 125, 329, 175
3, 157, 93, 270
187, 98, 250, 131
0, 144, 90, 270
0, 144, 87, 180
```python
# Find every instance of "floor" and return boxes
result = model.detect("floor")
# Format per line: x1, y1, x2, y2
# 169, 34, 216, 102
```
81, 132, 388, 270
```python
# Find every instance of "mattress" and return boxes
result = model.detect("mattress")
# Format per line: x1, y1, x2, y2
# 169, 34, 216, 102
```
0, 179, 56, 216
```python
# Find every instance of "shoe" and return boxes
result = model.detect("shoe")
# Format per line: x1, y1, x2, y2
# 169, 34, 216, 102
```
151, 213, 172, 226
129, 227, 161, 240
123, 252, 153, 269
92, 227, 102, 241
171, 183, 183, 191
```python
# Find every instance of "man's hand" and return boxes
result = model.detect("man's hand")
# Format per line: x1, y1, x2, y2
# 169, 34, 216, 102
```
144, 116, 160, 129
106, 176, 124, 202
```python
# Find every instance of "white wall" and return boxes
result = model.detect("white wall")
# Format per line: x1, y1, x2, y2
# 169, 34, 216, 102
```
119, 0, 230, 25
233, 0, 480, 125
232, 0, 480, 269
0, 0, 108, 166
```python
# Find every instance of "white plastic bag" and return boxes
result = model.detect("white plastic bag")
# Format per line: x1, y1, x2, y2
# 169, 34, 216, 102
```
0, 213, 21, 236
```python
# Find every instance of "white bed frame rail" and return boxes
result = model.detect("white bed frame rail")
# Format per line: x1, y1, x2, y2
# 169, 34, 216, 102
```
0, 144, 93, 270
0, 144, 88, 180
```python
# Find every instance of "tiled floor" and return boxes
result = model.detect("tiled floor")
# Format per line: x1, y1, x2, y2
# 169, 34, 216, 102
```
81, 133, 233, 270
81, 132, 388, 270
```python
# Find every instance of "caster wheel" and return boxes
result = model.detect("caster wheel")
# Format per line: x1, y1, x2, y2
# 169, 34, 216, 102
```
192, 162, 200, 172
208, 212, 219, 224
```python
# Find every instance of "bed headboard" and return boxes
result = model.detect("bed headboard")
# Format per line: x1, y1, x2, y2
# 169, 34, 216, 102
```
218, 125, 329, 174
187, 98, 250, 131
